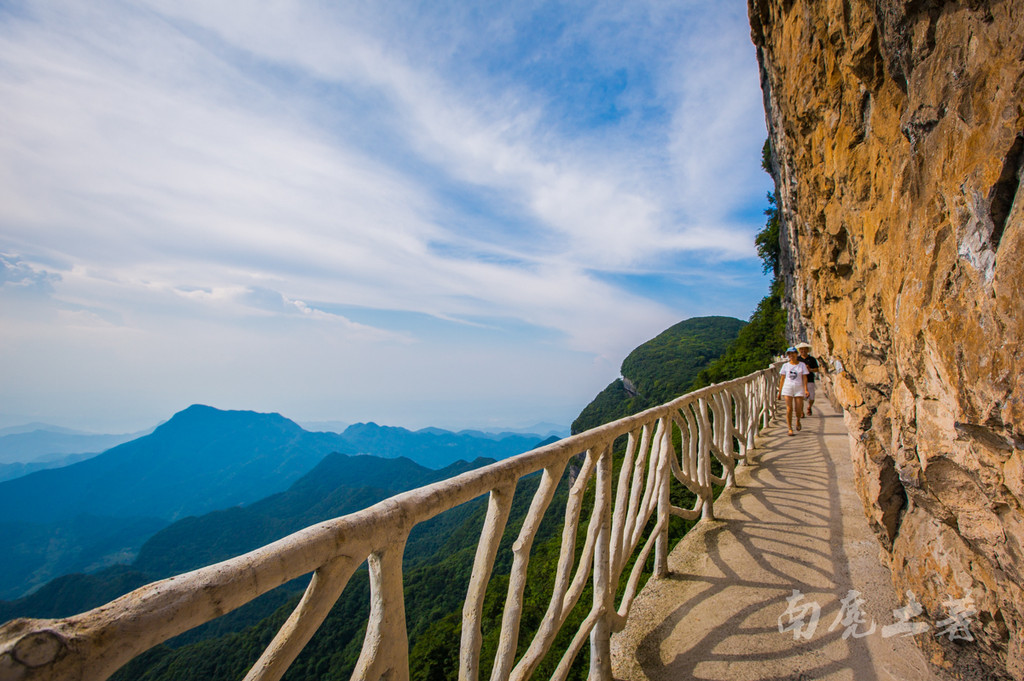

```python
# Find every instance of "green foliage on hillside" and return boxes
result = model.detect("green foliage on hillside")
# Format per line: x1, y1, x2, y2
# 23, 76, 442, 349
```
620, 316, 747, 403
571, 316, 745, 434
569, 379, 639, 435
0, 565, 153, 624
754, 193, 780, 277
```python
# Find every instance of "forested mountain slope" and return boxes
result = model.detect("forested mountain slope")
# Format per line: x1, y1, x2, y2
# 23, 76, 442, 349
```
571, 315, 744, 433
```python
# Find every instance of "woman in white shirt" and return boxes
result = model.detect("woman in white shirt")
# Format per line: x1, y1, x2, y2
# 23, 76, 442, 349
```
778, 347, 810, 435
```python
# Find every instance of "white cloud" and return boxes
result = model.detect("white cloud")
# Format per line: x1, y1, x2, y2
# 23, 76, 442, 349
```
0, 0, 771, 431
0, 253, 61, 294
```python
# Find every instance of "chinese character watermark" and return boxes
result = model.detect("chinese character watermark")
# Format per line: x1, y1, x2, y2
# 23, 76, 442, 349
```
829, 590, 876, 639
935, 595, 976, 642
778, 589, 821, 640
777, 588, 976, 642
881, 591, 930, 638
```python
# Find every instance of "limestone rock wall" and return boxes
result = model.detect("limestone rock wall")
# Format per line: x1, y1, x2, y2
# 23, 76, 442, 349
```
748, 1, 1024, 678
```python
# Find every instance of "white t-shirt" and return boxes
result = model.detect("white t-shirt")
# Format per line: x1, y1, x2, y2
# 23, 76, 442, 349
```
779, 361, 809, 396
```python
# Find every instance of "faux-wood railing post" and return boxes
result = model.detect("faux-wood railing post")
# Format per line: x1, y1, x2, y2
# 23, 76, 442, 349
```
713, 390, 737, 489
767, 367, 779, 424
761, 369, 773, 429
491, 464, 566, 681
461, 485, 516, 681
745, 382, 757, 454
351, 542, 410, 681
588, 444, 614, 680
243, 553, 362, 681
696, 396, 714, 521
653, 416, 671, 578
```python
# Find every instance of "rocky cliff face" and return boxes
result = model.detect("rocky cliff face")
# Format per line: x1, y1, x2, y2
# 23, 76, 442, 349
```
748, 1, 1023, 678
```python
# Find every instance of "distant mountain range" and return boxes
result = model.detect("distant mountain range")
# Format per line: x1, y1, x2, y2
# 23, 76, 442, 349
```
0, 405, 354, 525
0, 452, 97, 484
0, 405, 554, 599
0, 423, 152, 482
471, 422, 570, 438
0, 427, 145, 465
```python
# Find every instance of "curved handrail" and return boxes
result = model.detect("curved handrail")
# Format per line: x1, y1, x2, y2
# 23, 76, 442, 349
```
0, 366, 779, 681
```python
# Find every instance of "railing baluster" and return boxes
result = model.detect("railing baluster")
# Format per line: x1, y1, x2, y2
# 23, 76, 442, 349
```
550, 609, 601, 681
511, 442, 608, 680
490, 462, 568, 681
708, 391, 731, 487
695, 397, 715, 520
753, 380, 762, 442
243, 554, 362, 681
626, 418, 663, 553
737, 384, 751, 458
614, 513, 668, 623
608, 429, 639, 577
665, 414, 702, 520
718, 390, 738, 487
557, 473, 601, 614
461, 484, 517, 681
729, 387, 746, 461
680, 403, 698, 484
510, 440, 606, 681
589, 444, 614, 680
616, 423, 652, 577
618, 419, 651, 557
653, 417, 672, 577
351, 541, 409, 681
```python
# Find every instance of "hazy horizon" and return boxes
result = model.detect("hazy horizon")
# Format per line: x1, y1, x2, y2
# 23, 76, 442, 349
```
0, 403, 574, 437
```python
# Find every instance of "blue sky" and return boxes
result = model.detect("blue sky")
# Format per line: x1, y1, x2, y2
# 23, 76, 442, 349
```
0, 0, 772, 433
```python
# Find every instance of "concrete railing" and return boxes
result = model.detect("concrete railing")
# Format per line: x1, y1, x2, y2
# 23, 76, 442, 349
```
0, 367, 779, 681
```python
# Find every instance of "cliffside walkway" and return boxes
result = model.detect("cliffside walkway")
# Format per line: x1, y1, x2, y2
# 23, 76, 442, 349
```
610, 400, 940, 681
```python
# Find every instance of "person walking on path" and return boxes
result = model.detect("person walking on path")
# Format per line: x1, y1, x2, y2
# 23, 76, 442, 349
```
796, 342, 820, 416
778, 347, 810, 436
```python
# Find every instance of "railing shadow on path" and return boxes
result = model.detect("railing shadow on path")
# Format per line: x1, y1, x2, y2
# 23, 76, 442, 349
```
610, 402, 943, 681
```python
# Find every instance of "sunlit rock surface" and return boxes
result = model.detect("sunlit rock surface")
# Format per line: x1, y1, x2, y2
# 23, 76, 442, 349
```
749, 1, 1023, 678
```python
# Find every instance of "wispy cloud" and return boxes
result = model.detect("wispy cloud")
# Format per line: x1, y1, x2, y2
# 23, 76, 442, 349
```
0, 253, 61, 295
0, 0, 770, 431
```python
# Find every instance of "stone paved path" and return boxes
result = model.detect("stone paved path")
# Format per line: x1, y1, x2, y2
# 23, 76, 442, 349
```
610, 400, 945, 681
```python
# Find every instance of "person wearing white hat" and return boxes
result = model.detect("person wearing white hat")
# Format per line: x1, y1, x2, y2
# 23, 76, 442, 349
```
778, 346, 810, 435
796, 342, 820, 416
